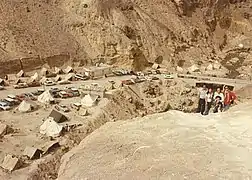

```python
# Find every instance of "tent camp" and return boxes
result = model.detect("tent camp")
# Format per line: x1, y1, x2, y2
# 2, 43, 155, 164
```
54, 67, 63, 74
14, 78, 22, 85
54, 75, 62, 82
0, 79, 7, 86
64, 66, 74, 74
81, 94, 99, 107
40, 67, 49, 76
17, 100, 38, 113
39, 117, 63, 137
16, 70, 25, 77
30, 72, 39, 82
39, 77, 48, 85
38, 90, 55, 104
49, 109, 68, 123
65, 73, 75, 81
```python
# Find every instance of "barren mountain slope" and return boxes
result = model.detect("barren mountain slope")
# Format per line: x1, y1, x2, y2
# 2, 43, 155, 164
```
0, 0, 252, 75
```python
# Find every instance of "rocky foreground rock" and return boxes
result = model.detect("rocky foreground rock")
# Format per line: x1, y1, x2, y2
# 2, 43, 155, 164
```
58, 102, 252, 180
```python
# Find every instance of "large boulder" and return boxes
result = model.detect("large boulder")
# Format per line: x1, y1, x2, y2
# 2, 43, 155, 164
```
58, 102, 252, 180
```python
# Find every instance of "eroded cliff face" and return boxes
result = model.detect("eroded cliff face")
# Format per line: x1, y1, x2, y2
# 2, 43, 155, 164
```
0, 0, 251, 75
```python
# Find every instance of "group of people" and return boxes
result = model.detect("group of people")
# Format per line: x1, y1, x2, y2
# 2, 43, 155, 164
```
197, 84, 237, 115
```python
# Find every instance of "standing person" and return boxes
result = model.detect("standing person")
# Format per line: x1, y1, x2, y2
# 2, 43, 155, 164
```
204, 88, 214, 115
197, 84, 207, 115
213, 87, 224, 104
223, 86, 237, 111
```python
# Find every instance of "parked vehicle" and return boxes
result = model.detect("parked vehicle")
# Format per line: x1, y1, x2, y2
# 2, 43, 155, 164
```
121, 79, 135, 85
24, 93, 37, 101
44, 80, 56, 86
65, 87, 80, 97
0, 86, 4, 90
71, 103, 81, 110
59, 91, 69, 98
164, 74, 174, 79
0, 101, 11, 111
13, 83, 28, 89
75, 74, 89, 81
4, 97, 19, 105
55, 104, 70, 112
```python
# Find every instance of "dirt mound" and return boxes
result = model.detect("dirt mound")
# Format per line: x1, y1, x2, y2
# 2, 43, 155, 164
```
102, 79, 198, 121
0, 0, 252, 76
58, 102, 252, 180
236, 84, 252, 100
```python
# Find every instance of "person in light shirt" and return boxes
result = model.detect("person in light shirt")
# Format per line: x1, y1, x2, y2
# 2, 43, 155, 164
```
204, 88, 214, 115
213, 87, 224, 103
197, 84, 207, 115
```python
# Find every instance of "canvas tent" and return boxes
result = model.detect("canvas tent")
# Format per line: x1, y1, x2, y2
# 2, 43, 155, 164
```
49, 109, 68, 123
29, 72, 39, 82
16, 70, 25, 77
39, 77, 47, 84
17, 100, 38, 113
38, 90, 55, 104
40, 67, 49, 76
54, 67, 63, 74
39, 117, 63, 137
54, 75, 62, 82
0, 78, 7, 86
14, 78, 22, 85
65, 73, 75, 81
81, 94, 98, 107
64, 66, 74, 74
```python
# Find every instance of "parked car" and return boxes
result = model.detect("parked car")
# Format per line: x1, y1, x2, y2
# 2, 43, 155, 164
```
4, 97, 19, 105
0, 86, 4, 90
13, 83, 28, 89
75, 74, 89, 81
164, 74, 174, 79
24, 93, 37, 101
31, 89, 45, 96
65, 87, 80, 97
55, 104, 70, 112
0, 101, 11, 111
44, 80, 56, 86
71, 103, 81, 110
121, 79, 135, 85
50, 87, 61, 98
59, 91, 69, 98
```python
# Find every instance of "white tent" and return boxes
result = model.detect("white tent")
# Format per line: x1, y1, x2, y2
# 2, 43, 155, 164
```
64, 66, 74, 74
28, 72, 40, 83
38, 90, 55, 104
54, 75, 62, 82
54, 67, 63, 74
17, 100, 38, 113
39, 117, 63, 137
81, 94, 98, 107
40, 67, 49, 76
64, 73, 75, 81
16, 70, 25, 77
39, 77, 47, 84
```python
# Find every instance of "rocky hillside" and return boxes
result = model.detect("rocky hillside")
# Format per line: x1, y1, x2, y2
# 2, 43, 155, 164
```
0, 0, 252, 76
58, 102, 252, 180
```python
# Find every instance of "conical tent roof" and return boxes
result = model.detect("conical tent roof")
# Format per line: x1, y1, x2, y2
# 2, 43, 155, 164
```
64, 66, 74, 74
65, 73, 75, 81
39, 77, 47, 84
31, 72, 39, 81
54, 75, 62, 82
40, 67, 49, 76
18, 100, 37, 113
81, 94, 98, 107
55, 67, 63, 74
38, 90, 55, 104
39, 117, 63, 137
16, 70, 25, 77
